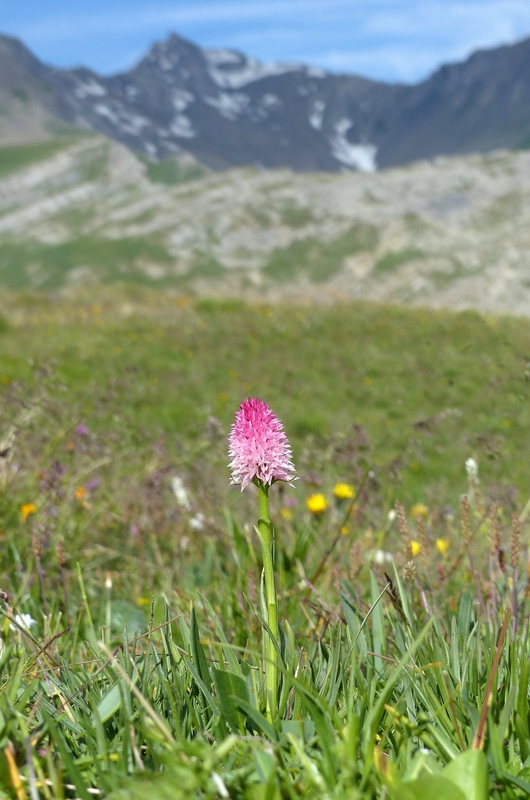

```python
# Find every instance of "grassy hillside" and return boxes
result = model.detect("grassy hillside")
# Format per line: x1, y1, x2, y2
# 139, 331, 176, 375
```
2, 290, 529, 519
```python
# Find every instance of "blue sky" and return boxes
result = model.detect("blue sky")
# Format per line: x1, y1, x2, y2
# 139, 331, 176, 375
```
2, 1, 530, 84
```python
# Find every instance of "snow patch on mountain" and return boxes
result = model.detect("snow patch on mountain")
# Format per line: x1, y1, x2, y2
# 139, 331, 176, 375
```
260, 94, 282, 109
205, 49, 241, 65
205, 92, 249, 119
119, 112, 149, 136
309, 100, 325, 130
330, 119, 377, 171
170, 115, 195, 138
172, 89, 194, 112
93, 104, 149, 137
75, 80, 107, 99
305, 66, 327, 78
93, 104, 119, 125
159, 56, 174, 71
205, 49, 299, 89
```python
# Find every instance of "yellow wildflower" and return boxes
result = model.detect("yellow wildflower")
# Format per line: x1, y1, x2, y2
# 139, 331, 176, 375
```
280, 508, 292, 520
74, 486, 89, 510
333, 482, 355, 500
306, 493, 327, 515
436, 538, 450, 556
411, 540, 421, 556
411, 503, 428, 518
20, 503, 36, 522
340, 526, 349, 535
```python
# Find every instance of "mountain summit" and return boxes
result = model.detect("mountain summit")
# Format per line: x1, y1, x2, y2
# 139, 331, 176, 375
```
1, 31, 530, 171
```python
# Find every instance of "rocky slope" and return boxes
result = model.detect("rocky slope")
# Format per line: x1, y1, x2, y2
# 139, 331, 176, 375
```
1, 136, 530, 315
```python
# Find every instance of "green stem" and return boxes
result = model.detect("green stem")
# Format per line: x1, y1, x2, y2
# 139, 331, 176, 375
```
258, 483, 272, 551
257, 481, 278, 722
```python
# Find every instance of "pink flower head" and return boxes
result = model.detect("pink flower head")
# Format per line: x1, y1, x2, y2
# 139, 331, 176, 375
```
229, 398, 296, 491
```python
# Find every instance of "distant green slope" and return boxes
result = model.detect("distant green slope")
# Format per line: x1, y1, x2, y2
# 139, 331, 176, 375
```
1, 291, 529, 512
0, 138, 77, 178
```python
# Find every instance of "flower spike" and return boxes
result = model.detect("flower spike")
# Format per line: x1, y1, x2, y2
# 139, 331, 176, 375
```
228, 397, 295, 491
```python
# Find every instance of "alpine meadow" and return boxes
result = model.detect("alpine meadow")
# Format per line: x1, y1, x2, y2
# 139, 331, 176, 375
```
2, 27, 530, 799
0, 286, 529, 799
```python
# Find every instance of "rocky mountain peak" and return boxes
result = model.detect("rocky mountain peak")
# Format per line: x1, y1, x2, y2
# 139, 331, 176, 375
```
1, 30, 530, 171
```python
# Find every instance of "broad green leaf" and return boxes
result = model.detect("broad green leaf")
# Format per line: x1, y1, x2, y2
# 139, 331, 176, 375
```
245, 781, 282, 800
181, 653, 219, 716
96, 677, 140, 724
390, 750, 489, 800
252, 749, 276, 782
443, 749, 489, 800
390, 775, 468, 800
190, 607, 212, 691
498, 769, 530, 794
280, 718, 315, 743
244, 784, 282, 800
457, 591, 474, 636
516, 657, 530, 762
212, 668, 250, 732
231, 697, 278, 741
450, 616, 461, 683
370, 570, 386, 672
107, 774, 191, 800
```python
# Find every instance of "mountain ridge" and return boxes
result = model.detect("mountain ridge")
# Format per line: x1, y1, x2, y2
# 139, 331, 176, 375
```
1, 30, 530, 171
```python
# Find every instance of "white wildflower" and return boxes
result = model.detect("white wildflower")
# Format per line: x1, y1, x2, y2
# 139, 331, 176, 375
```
171, 475, 191, 510
465, 458, 479, 482
373, 550, 393, 566
10, 613, 36, 631
189, 513, 205, 531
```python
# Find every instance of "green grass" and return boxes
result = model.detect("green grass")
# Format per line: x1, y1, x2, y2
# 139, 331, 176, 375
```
263, 223, 379, 283
1, 291, 530, 797
0, 237, 173, 290
278, 204, 316, 228
1, 292, 529, 506
374, 248, 425, 274
473, 192, 524, 230
0, 139, 77, 179
143, 155, 209, 185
